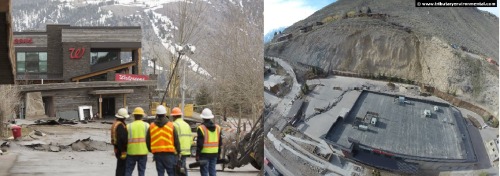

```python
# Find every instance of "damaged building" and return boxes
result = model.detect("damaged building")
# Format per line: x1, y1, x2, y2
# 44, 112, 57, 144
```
14, 24, 155, 120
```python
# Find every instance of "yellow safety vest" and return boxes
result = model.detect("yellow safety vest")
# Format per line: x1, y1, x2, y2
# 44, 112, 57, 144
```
127, 120, 150, 155
174, 118, 193, 155
198, 124, 220, 154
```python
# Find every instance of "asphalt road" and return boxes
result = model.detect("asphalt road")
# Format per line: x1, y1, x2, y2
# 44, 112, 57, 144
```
6, 150, 258, 176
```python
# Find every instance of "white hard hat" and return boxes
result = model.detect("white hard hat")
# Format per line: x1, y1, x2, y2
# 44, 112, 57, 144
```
200, 108, 214, 119
156, 105, 167, 115
115, 108, 130, 119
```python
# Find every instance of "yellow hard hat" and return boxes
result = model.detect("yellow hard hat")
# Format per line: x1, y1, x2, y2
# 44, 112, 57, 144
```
132, 107, 146, 116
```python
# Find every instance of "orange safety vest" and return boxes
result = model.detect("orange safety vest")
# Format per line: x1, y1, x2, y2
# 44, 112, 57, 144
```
149, 122, 176, 153
111, 120, 126, 145
199, 124, 220, 154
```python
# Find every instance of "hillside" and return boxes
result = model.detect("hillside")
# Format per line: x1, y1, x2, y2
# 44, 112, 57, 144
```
265, 0, 499, 116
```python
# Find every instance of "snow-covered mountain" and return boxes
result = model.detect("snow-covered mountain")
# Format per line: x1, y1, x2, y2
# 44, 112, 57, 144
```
263, 26, 286, 43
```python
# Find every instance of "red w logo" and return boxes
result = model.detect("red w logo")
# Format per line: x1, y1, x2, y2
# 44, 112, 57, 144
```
69, 48, 85, 59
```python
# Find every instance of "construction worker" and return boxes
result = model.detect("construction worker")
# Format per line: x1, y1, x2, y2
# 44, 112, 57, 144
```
196, 108, 222, 176
146, 105, 180, 176
125, 107, 150, 176
171, 107, 193, 175
111, 108, 129, 176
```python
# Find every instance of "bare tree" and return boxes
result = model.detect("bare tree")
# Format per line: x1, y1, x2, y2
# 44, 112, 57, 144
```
172, 0, 207, 46
0, 85, 20, 136
161, 0, 208, 107
207, 2, 263, 122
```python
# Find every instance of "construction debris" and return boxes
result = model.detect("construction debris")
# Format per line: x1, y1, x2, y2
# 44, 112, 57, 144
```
1, 141, 10, 148
34, 118, 79, 125
69, 137, 112, 152
34, 130, 45, 136
1, 141, 9, 154
22, 137, 112, 152
34, 119, 60, 125
49, 145, 61, 152
58, 118, 78, 125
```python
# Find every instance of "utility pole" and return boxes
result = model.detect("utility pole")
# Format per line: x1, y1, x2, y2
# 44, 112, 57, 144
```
152, 58, 157, 75
181, 59, 187, 118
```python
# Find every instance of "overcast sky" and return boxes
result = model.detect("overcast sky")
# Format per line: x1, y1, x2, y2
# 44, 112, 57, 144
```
264, 0, 499, 35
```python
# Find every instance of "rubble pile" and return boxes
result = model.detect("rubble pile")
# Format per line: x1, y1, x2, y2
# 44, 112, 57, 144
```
69, 137, 112, 151
22, 137, 112, 152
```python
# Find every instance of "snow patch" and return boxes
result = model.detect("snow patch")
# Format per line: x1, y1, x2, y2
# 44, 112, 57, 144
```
264, 75, 285, 89
146, 7, 211, 78
97, 8, 114, 24
115, 0, 181, 7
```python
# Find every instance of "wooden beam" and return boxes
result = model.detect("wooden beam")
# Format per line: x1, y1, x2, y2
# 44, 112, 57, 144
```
99, 95, 102, 119
19, 80, 156, 92
123, 94, 126, 109
89, 89, 134, 95
137, 48, 142, 74
71, 62, 136, 82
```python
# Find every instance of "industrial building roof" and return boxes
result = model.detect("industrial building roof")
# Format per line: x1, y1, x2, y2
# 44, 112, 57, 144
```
325, 91, 472, 160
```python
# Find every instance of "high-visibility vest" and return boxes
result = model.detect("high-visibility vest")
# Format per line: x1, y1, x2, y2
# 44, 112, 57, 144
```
111, 120, 126, 145
174, 118, 193, 155
127, 120, 150, 155
149, 122, 176, 153
198, 124, 220, 154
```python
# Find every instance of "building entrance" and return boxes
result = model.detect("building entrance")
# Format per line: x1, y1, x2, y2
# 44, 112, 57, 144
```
101, 97, 115, 118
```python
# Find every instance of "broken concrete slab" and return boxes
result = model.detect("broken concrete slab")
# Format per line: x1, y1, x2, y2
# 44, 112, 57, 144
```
58, 118, 78, 125
68, 137, 112, 151
18, 140, 47, 146
34, 119, 60, 125
1, 141, 10, 148
34, 130, 44, 136
70, 141, 87, 151
49, 145, 61, 152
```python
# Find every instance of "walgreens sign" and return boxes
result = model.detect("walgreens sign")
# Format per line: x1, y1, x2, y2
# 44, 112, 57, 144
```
14, 38, 33, 44
115, 74, 149, 81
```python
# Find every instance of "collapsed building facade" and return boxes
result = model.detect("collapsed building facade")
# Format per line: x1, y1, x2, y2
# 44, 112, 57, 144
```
14, 24, 155, 120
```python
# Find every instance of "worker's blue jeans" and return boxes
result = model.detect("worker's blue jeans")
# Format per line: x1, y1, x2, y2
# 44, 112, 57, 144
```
154, 154, 177, 176
180, 156, 189, 176
125, 155, 147, 176
199, 156, 217, 176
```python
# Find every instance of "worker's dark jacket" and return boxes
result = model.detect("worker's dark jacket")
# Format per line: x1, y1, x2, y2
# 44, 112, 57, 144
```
146, 117, 181, 155
112, 119, 128, 159
196, 120, 223, 158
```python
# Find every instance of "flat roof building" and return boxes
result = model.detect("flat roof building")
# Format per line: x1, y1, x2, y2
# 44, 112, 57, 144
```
322, 91, 477, 173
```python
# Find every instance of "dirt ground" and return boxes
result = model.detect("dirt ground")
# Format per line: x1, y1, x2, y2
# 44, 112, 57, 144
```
0, 120, 259, 176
